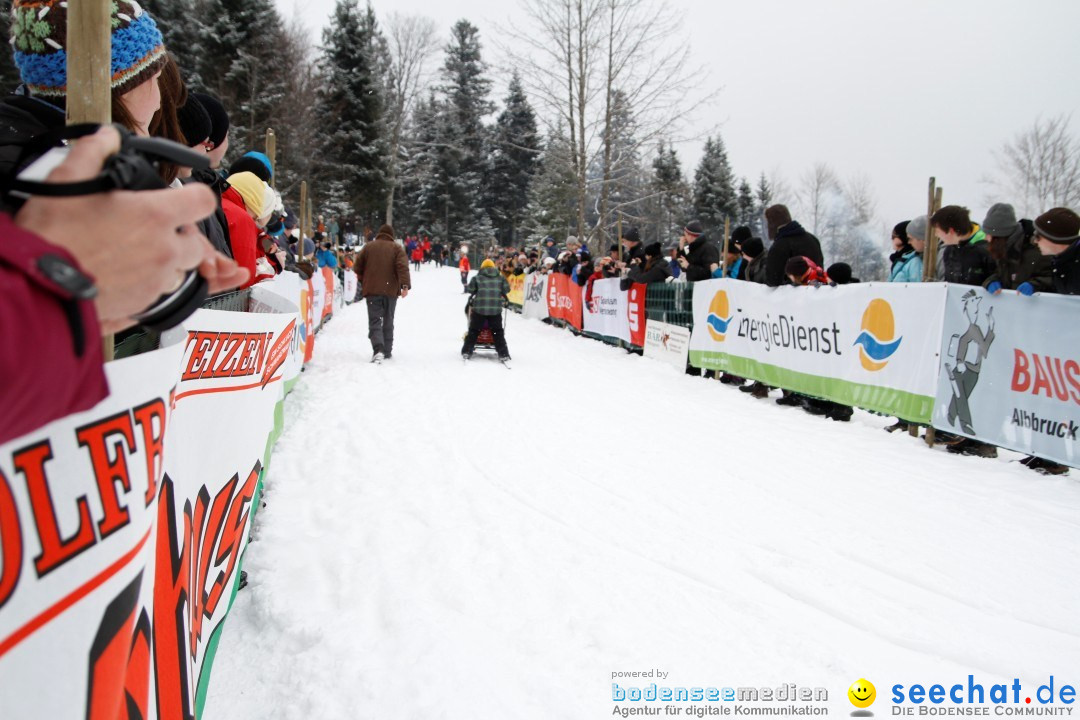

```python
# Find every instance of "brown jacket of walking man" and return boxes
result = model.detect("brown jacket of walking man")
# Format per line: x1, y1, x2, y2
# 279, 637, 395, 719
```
355, 224, 411, 362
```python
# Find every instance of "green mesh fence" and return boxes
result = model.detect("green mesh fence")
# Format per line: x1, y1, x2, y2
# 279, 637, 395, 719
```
644, 281, 695, 329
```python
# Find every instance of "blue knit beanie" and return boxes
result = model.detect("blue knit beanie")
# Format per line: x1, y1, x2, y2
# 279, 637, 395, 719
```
11, 0, 168, 99
243, 151, 274, 179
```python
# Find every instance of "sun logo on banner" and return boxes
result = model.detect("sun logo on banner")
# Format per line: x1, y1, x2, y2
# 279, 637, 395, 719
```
853, 299, 902, 371
706, 290, 733, 342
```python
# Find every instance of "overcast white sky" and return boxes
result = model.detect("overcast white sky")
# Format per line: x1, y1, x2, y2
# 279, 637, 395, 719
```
277, 0, 1080, 238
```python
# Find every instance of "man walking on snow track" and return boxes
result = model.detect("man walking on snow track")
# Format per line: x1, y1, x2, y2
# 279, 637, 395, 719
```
354, 224, 411, 363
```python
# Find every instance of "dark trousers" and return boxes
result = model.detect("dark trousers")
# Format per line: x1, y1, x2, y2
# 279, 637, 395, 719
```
462, 313, 509, 358
366, 295, 398, 355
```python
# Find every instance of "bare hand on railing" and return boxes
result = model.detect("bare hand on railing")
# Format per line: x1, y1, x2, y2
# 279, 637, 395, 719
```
14, 127, 249, 333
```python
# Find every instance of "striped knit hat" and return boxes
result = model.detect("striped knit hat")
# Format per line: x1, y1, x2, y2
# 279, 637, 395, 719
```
11, 0, 168, 99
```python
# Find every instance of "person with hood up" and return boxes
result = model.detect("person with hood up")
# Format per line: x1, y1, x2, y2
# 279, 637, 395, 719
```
462, 259, 511, 362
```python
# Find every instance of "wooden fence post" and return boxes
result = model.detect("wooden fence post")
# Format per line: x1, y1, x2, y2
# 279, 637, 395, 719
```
67, 0, 113, 359
265, 128, 276, 189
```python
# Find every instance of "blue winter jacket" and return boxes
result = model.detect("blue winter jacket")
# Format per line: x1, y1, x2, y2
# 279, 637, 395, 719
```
889, 251, 923, 283
316, 248, 338, 269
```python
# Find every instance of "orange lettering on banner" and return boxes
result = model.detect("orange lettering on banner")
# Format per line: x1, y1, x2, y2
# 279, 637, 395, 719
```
153, 462, 262, 720
181, 332, 216, 380
0, 468, 22, 609
16, 440, 96, 578
181, 332, 273, 382
152, 475, 195, 720
188, 483, 232, 656
202, 463, 258, 619
76, 412, 137, 540
133, 400, 168, 508
86, 573, 143, 720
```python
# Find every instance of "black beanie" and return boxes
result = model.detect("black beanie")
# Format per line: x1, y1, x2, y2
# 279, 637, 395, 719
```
741, 237, 765, 259
644, 242, 662, 258
176, 96, 211, 146
731, 225, 752, 246
191, 92, 230, 148
684, 220, 704, 235
228, 156, 272, 183
893, 221, 910, 244
827, 262, 858, 284
622, 226, 641, 243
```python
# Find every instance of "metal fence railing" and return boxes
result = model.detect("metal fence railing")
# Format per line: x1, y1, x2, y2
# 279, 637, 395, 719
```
113, 288, 253, 360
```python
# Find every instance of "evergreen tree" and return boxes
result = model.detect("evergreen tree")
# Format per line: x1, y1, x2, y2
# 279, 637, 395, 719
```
314, 0, 388, 222
197, 0, 288, 160
737, 177, 756, 232
589, 89, 645, 249
140, 0, 203, 86
0, 1, 21, 92
522, 124, 577, 243
486, 72, 541, 246
692, 134, 737, 239
432, 19, 494, 246
400, 92, 453, 239
755, 172, 773, 241
648, 141, 691, 244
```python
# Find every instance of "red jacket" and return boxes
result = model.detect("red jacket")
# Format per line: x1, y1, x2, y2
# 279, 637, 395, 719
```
221, 186, 258, 289
0, 215, 107, 444
459, 256, 470, 273
411, 246, 424, 262
585, 269, 604, 310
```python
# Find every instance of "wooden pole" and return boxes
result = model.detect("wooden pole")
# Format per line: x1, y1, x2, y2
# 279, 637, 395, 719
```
922, 177, 939, 282
265, 128, 277, 189
616, 212, 623, 263
299, 181, 308, 252
67, 0, 113, 360
721, 216, 731, 276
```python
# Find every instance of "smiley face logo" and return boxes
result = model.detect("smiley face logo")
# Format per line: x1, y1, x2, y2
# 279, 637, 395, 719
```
848, 678, 876, 709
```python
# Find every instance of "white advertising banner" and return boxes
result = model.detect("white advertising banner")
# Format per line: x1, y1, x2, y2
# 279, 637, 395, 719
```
0, 343, 181, 720
522, 272, 550, 320
688, 279, 947, 422
344, 270, 357, 305
644, 319, 691, 371
582, 277, 630, 342
310, 272, 326, 330
0, 305, 296, 720
933, 286, 1079, 467
249, 274, 304, 389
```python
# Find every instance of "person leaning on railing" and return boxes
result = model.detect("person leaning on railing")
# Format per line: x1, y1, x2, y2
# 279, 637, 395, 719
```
0, 127, 248, 445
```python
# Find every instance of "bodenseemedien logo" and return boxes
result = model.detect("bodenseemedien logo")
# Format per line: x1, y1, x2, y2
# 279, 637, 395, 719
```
849, 678, 877, 716
707, 290, 733, 342
853, 299, 902, 371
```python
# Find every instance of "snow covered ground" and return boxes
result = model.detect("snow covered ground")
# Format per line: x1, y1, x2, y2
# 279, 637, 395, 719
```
204, 266, 1080, 720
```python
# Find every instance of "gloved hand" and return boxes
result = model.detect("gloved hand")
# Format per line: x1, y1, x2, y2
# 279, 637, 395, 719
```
986, 281, 1003, 295
1017, 282, 1034, 296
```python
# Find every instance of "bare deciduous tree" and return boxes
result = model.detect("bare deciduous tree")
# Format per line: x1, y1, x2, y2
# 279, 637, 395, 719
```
384, 13, 440, 225
797, 162, 840, 234
988, 114, 1080, 217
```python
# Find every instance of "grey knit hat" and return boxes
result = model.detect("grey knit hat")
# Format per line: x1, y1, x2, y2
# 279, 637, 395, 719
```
982, 203, 1018, 238
907, 215, 929, 242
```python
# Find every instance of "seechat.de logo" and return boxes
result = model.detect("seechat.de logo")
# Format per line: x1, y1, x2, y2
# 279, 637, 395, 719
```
706, 290, 733, 342
853, 299, 902, 371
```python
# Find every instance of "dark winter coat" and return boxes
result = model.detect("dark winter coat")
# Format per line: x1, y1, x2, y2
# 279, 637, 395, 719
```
765, 221, 824, 287
356, 234, 411, 297
1049, 240, 1080, 295
620, 256, 672, 290
186, 169, 233, 259
746, 251, 769, 284
468, 266, 510, 315
622, 243, 646, 265
984, 219, 1053, 292
942, 231, 995, 287
681, 235, 720, 282
0, 93, 66, 213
